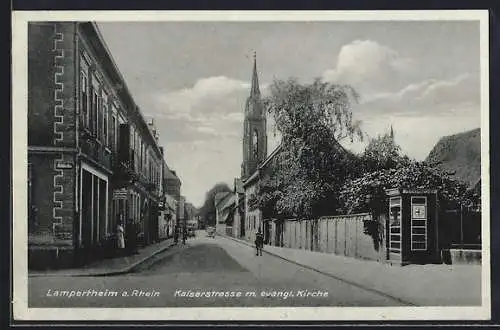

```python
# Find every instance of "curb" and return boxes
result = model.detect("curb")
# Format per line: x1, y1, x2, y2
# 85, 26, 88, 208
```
219, 234, 416, 306
28, 241, 176, 278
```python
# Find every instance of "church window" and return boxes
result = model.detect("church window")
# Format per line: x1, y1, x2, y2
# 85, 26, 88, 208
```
252, 130, 258, 158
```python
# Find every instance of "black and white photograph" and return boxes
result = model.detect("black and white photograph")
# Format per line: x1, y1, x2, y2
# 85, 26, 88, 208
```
12, 10, 490, 321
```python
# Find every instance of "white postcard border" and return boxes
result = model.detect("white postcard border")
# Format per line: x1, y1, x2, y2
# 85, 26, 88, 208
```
12, 10, 491, 321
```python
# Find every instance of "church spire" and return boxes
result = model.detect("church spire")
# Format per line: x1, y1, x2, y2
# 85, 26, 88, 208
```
390, 124, 394, 140
250, 51, 260, 97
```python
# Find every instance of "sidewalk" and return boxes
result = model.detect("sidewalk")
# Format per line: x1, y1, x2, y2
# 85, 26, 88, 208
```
29, 238, 176, 277
221, 235, 482, 306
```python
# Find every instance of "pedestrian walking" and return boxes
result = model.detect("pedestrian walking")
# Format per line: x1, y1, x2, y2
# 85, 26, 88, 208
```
255, 228, 263, 256
116, 221, 125, 256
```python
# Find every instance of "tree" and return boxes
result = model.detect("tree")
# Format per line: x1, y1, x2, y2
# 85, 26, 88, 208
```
339, 161, 479, 215
361, 128, 411, 172
199, 182, 232, 226
258, 78, 364, 219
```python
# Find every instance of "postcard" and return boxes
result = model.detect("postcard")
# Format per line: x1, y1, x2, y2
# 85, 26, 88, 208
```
12, 10, 490, 321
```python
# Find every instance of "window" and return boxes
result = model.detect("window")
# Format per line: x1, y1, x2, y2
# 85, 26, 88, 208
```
130, 126, 135, 151
389, 197, 402, 254
389, 197, 402, 227
102, 91, 108, 147
130, 127, 136, 168
252, 130, 258, 158
91, 75, 100, 135
79, 58, 89, 128
111, 115, 116, 152
411, 196, 428, 251
135, 133, 139, 170
140, 140, 143, 171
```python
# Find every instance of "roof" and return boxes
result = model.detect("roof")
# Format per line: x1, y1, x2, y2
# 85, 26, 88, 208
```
164, 165, 181, 182
425, 128, 480, 188
84, 22, 163, 158
214, 192, 232, 209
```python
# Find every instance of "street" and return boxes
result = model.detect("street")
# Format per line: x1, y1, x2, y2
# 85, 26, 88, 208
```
29, 231, 407, 307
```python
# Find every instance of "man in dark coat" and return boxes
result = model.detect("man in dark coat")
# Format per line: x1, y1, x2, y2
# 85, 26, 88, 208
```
255, 228, 264, 256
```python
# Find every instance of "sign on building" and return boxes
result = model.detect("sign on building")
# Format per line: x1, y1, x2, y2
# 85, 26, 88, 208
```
113, 188, 128, 200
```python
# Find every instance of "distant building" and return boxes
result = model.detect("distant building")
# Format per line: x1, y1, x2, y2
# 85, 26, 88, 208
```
161, 194, 177, 239
231, 178, 245, 239
214, 192, 236, 235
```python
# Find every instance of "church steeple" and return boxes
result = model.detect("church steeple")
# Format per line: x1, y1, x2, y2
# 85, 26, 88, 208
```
241, 51, 267, 179
250, 51, 260, 97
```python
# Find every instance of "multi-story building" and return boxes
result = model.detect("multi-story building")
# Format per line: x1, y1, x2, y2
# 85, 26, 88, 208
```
164, 167, 182, 227
160, 159, 179, 239
28, 22, 164, 268
162, 194, 178, 238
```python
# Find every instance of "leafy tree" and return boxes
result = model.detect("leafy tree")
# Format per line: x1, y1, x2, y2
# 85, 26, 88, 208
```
361, 128, 411, 172
258, 78, 364, 219
199, 182, 232, 226
339, 161, 480, 215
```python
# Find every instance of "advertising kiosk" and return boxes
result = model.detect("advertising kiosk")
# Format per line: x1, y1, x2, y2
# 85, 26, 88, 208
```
386, 188, 440, 265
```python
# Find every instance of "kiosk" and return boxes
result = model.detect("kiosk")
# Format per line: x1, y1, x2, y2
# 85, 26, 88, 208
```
386, 188, 440, 265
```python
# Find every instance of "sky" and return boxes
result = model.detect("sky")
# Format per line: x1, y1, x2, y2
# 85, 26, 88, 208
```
96, 20, 481, 208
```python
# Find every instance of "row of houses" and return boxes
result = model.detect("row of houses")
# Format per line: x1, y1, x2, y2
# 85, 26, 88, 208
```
27, 22, 190, 269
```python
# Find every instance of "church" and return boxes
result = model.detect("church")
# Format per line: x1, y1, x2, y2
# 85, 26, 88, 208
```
214, 53, 283, 245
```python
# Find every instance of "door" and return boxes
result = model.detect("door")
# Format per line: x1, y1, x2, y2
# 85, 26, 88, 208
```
264, 220, 271, 245
81, 170, 93, 249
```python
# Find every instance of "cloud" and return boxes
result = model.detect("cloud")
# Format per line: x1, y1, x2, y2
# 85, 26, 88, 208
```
342, 111, 480, 161
156, 76, 250, 114
359, 73, 480, 117
141, 76, 254, 144
322, 40, 415, 94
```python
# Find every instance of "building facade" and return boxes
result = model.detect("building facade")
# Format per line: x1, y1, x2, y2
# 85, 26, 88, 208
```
28, 22, 165, 268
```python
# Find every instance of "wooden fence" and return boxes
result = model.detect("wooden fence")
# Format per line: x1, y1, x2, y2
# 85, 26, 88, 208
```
271, 213, 387, 262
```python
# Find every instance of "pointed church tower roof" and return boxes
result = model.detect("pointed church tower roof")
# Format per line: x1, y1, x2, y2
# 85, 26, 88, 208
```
250, 51, 260, 97
390, 124, 394, 140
